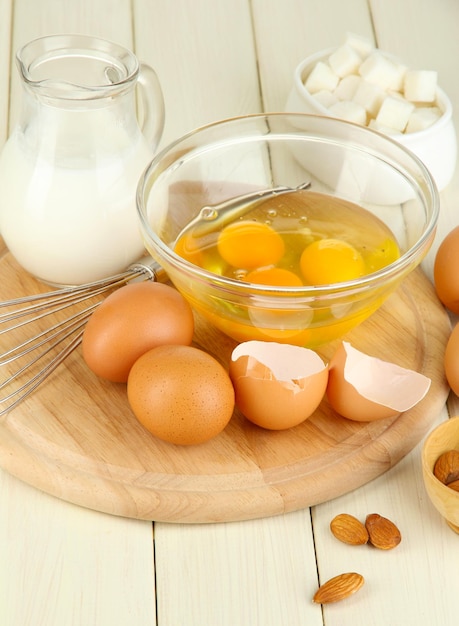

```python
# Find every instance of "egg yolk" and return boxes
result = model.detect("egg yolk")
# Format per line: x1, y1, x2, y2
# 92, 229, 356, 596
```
217, 221, 285, 269
173, 233, 205, 267
300, 238, 365, 285
245, 267, 303, 287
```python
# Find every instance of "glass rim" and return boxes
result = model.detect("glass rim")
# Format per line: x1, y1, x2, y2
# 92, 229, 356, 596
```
16, 34, 139, 100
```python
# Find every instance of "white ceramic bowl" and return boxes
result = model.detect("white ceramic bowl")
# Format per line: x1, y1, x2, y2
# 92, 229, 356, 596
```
286, 48, 457, 192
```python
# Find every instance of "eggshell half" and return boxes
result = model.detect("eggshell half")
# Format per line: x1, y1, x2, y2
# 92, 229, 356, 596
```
327, 341, 431, 422
229, 340, 329, 430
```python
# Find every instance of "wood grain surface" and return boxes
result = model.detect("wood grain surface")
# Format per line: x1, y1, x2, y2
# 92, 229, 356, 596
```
0, 250, 451, 523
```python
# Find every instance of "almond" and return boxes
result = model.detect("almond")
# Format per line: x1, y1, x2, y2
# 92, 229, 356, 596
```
330, 513, 369, 545
447, 478, 459, 492
365, 513, 401, 550
313, 572, 364, 604
433, 449, 459, 485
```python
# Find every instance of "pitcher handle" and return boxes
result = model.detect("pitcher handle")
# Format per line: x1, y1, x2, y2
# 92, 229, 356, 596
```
137, 63, 165, 150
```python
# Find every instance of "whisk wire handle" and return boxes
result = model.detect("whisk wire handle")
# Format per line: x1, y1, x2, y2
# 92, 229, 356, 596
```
0, 254, 164, 417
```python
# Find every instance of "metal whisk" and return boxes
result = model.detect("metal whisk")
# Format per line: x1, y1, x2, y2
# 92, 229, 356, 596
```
0, 256, 166, 417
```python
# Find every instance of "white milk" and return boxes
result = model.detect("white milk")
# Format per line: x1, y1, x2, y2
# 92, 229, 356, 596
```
0, 114, 154, 286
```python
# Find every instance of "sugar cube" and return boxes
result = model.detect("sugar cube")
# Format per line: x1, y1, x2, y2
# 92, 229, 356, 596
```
313, 89, 339, 108
353, 79, 385, 117
304, 61, 339, 94
328, 44, 362, 78
334, 75, 361, 100
368, 119, 402, 135
390, 63, 408, 92
375, 95, 415, 132
404, 69, 437, 102
329, 100, 367, 125
359, 52, 401, 91
344, 32, 374, 59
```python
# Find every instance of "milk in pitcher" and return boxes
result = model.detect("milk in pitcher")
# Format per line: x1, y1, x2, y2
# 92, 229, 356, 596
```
0, 126, 152, 285
0, 34, 165, 285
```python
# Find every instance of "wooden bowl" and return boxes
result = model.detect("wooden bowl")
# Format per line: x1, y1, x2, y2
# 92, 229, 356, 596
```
422, 416, 459, 533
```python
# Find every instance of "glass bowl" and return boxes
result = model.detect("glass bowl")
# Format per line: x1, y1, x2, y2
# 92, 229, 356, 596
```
136, 113, 438, 348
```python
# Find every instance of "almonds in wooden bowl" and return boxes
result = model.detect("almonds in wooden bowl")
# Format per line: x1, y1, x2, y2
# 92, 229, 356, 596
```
433, 449, 459, 486
422, 417, 459, 534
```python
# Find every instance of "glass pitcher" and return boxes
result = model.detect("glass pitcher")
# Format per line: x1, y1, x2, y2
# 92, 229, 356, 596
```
0, 34, 165, 285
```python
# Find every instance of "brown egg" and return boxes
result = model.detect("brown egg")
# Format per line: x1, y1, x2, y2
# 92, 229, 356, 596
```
327, 341, 431, 422
444, 322, 459, 396
229, 340, 328, 430
127, 345, 235, 445
82, 281, 194, 382
434, 226, 459, 314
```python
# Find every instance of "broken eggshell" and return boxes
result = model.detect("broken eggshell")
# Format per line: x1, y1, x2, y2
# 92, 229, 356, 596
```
327, 341, 431, 422
229, 340, 329, 430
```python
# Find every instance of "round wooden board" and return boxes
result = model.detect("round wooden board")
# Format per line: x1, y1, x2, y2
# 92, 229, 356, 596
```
0, 250, 451, 523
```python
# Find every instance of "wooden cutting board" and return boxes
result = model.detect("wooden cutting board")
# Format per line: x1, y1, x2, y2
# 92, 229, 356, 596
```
0, 249, 451, 523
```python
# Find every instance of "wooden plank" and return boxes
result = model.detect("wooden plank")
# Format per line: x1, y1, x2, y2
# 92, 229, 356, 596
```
310, 2, 459, 624
132, 4, 321, 625
0, 472, 156, 626
133, 0, 262, 146
155, 511, 323, 626
1, 2, 157, 626
251, 0, 375, 113
0, 0, 12, 146
11, 0, 133, 44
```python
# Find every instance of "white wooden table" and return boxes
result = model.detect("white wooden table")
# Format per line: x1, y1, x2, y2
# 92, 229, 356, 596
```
1, 1, 459, 624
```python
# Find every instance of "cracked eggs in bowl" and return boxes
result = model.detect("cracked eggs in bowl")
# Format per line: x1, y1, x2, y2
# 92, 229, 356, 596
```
137, 113, 438, 349
285, 34, 457, 192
